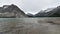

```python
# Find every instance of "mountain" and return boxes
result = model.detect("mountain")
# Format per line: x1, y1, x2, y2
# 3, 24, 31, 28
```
26, 13, 35, 17
35, 10, 47, 17
48, 6, 60, 17
35, 7, 60, 17
0, 4, 28, 18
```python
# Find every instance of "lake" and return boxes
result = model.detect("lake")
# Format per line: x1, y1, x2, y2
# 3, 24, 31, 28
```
0, 18, 60, 34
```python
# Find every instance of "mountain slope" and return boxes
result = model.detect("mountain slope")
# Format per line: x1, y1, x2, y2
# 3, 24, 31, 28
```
35, 6, 60, 17
0, 4, 28, 18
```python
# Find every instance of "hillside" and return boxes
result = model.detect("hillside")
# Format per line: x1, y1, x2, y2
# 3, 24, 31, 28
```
35, 6, 60, 17
0, 4, 28, 18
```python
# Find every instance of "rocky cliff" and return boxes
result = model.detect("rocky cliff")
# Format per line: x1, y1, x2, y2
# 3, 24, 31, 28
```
0, 4, 28, 18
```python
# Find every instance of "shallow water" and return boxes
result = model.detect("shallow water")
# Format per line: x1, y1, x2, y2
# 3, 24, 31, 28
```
0, 18, 60, 34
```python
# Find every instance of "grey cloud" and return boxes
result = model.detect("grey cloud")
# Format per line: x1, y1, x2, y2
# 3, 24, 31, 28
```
0, 0, 60, 14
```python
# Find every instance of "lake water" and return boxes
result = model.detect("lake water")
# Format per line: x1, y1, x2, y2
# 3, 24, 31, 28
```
0, 18, 60, 34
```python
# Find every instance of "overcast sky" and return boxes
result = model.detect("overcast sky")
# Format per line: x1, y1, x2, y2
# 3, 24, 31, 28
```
0, 0, 60, 14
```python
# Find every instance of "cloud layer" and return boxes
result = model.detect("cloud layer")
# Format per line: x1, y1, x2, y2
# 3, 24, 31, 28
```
0, 0, 60, 14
